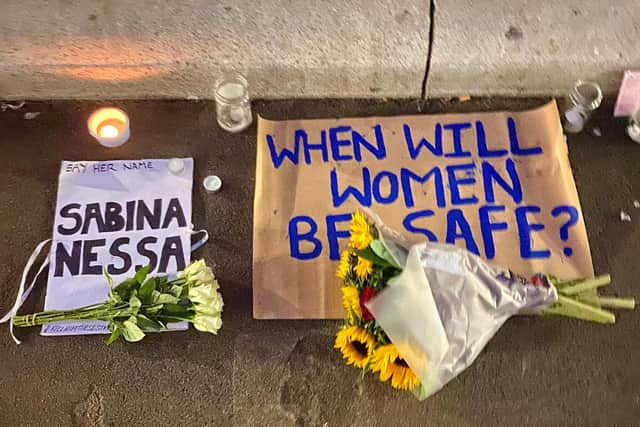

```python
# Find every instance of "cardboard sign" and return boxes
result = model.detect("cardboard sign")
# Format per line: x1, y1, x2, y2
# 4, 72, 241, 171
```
253, 101, 594, 319
43, 159, 194, 335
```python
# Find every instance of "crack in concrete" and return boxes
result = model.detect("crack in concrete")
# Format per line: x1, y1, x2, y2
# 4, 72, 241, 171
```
421, 0, 437, 99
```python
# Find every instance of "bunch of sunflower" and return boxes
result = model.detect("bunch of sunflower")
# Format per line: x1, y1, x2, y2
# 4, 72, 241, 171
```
334, 211, 420, 392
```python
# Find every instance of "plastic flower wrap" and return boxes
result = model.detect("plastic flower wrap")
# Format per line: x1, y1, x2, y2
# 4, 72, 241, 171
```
335, 211, 634, 399
8, 259, 223, 344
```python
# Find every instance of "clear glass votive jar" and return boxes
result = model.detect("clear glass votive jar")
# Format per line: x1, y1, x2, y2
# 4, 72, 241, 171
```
627, 108, 640, 144
214, 72, 253, 133
562, 80, 602, 134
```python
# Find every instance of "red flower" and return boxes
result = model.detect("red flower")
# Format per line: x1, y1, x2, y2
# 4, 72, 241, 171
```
359, 287, 378, 322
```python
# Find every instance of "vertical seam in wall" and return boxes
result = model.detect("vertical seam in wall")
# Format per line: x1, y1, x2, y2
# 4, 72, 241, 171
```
420, 0, 436, 99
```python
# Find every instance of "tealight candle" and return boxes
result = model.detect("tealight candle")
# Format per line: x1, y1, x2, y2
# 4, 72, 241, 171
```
203, 175, 222, 193
88, 107, 130, 147
168, 158, 185, 175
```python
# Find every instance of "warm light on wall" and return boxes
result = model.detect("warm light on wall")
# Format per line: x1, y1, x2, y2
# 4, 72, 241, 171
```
5, 36, 178, 82
87, 108, 130, 147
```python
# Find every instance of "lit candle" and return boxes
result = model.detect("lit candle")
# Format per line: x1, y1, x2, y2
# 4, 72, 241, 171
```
88, 107, 130, 147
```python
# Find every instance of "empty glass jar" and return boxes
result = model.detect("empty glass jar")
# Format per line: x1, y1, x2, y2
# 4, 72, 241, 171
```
214, 72, 253, 133
627, 108, 640, 144
562, 81, 602, 134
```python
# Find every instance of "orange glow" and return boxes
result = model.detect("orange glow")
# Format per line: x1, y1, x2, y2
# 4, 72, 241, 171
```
88, 108, 129, 143
6, 36, 183, 82
54, 65, 167, 82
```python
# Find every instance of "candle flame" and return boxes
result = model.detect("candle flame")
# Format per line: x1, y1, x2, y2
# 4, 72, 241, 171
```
99, 124, 119, 138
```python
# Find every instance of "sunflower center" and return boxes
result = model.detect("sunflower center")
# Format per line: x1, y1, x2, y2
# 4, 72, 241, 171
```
351, 340, 369, 356
395, 357, 409, 367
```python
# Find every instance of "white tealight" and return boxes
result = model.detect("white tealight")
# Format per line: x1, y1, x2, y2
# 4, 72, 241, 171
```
203, 175, 222, 193
87, 107, 130, 147
168, 158, 185, 175
563, 110, 585, 133
229, 106, 245, 122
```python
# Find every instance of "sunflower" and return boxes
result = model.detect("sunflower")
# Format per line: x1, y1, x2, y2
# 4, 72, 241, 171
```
334, 325, 376, 369
349, 211, 373, 250
336, 250, 354, 280
354, 257, 373, 279
340, 285, 361, 322
371, 344, 420, 391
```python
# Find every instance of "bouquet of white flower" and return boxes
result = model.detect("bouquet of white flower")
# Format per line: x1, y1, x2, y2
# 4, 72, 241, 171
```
10, 259, 223, 344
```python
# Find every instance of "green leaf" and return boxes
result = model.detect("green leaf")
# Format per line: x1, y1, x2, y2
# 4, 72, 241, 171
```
129, 295, 142, 310
151, 290, 160, 302
155, 293, 179, 304
169, 285, 183, 298
370, 239, 401, 269
138, 278, 156, 302
135, 265, 151, 285
163, 303, 191, 314
353, 247, 392, 268
143, 304, 164, 315
150, 290, 179, 305
114, 278, 139, 301
122, 320, 145, 342
105, 327, 123, 345
155, 276, 170, 293
104, 268, 121, 303
136, 314, 165, 331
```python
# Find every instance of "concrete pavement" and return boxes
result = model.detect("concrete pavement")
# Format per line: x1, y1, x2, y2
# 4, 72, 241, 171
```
0, 98, 639, 426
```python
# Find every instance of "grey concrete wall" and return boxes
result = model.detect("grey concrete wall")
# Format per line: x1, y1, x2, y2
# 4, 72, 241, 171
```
428, 0, 640, 97
1, 0, 639, 99
0, 0, 428, 99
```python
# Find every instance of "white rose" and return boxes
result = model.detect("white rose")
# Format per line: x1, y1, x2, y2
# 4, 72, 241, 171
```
210, 292, 224, 312
193, 314, 222, 334
189, 268, 217, 287
188, 283, 219, 304
181, 259, 206, 278
195, 304, 220, 317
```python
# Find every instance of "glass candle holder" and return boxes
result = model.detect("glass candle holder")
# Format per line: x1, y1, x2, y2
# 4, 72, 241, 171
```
87, 107, 130, 147
627, 108, 640, 144
562, 81, 602, 134
214, 72, 252, 133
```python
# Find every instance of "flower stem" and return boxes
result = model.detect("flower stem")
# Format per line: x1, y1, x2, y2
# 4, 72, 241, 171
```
544, 295, 616, 324
13, 303, 131, 327
576, 295, 636, 310
156, 314, 193, 323
557, 275, 611, 296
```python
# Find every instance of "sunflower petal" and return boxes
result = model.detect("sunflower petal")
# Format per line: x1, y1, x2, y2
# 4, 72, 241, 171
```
350, 211, 373, 250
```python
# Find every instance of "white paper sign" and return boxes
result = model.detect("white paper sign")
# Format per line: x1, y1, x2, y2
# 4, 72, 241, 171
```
42, 159, 194, 336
